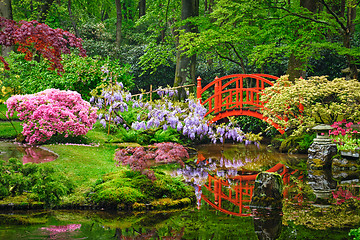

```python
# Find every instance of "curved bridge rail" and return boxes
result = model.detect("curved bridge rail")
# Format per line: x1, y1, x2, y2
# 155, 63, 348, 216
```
200, 163, 303, 216
197, 74, 285, 133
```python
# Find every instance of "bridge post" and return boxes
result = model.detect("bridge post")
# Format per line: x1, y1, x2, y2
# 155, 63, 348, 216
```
197, 76, 202, 103
214, 76, 221, 113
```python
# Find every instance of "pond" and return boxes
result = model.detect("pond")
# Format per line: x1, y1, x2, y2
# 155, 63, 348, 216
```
0, 141, 58, 164
0, 143, 358, 239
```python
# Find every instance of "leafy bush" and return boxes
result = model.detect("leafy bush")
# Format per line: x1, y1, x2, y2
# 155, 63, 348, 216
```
350, 227, 360, 240
0, 158, 73, 205
0, 17, 86, 73
0, 52, 134, 100
6, 89, 97, 144
261, 76, 360, 136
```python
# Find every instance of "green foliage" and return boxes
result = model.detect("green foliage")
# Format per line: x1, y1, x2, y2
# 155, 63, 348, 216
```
350, 227, 360, 240
278, 133, 315, 153
271, 132, 315, 153
90, 169, 194, 206
150, 129, 181, 143
0, 158, 74, 206
235, 115, 278, 137
0, 52, 134, 101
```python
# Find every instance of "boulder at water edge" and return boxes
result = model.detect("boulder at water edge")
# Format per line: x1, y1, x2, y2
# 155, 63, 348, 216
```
250, 172, 283, 209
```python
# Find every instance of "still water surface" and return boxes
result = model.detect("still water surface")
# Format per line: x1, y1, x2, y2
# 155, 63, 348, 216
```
0, 143, 357, 239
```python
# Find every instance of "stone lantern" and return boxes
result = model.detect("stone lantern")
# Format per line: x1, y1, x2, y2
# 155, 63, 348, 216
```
307, 124, 338, 205
308, 124, 337, 169
312, 124, 333, 145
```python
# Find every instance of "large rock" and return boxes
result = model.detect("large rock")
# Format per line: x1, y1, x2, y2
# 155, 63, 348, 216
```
250, 172, 283, 209
308, 142, 337, 169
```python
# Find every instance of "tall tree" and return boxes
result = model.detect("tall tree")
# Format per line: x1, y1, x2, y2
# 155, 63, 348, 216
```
138, 0, 145, 17
68, 0, 79, 37
286, 0, 319, 81
37, 0, 55, 23
180, 0, 360, 80
115, 0, 122, 46
174, 0, 199, 99
0, 0, 13, 57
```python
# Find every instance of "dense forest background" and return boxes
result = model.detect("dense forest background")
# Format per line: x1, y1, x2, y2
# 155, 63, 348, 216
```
1, 0, 360, 97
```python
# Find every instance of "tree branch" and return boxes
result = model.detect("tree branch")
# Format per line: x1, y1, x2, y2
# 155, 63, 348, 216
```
225, 42, 246, 73
215, 50, 242, 67
319, 0, 347, 32
270, 5, 331, 26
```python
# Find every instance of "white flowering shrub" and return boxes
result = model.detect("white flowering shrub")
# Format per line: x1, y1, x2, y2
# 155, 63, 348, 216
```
261, 75, 360, 135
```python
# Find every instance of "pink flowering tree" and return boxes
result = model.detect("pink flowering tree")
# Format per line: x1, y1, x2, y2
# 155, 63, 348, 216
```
5, 89, 97, 144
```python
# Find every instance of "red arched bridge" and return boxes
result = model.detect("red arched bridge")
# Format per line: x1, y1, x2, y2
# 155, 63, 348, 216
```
196, 74, 285, 134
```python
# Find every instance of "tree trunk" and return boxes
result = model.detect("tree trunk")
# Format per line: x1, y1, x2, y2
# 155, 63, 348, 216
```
286, 0, 318, 81
286, 53, 306, 81
139, 0, 145, 18
174, 0, 199, 100
115, 0, 122, 47
67, 0, 79, 38
37, 0, 55, 23
0, 0, 13, 57
344, 2, 357, 79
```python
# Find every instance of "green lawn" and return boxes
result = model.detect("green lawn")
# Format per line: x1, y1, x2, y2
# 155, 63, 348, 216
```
0, 104, 19, 121
0, 121, 22, 139
43, 144, 120, 204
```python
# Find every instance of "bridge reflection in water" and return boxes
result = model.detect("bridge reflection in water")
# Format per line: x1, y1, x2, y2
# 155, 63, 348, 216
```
178, 148, 304, 217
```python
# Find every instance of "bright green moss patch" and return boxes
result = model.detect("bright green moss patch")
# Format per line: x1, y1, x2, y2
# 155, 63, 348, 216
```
90, 169, 194, 207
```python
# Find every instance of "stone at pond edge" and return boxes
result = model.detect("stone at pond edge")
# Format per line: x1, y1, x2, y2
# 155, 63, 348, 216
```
250, 172, 283, 210
308, 142, 337, 169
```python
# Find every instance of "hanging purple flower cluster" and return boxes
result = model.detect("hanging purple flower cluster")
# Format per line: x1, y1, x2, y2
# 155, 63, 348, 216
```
90, 80, 132, 129
91, 81, 253, 144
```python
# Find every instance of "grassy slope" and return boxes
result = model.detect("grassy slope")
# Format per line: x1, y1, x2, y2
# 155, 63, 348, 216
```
0, 121, 22, 138
43, 143, 120, 204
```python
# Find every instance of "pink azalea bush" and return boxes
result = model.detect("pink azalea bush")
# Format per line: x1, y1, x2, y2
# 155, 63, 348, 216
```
5, 89, 97, 144
329, 119, 360, 151
332, 187, 360, 205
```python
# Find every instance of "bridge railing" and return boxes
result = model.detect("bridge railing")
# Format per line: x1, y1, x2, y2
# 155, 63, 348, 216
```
197, 74, 277, 117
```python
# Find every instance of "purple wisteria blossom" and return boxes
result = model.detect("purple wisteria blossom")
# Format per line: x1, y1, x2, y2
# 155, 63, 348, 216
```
91, 82, 255, 145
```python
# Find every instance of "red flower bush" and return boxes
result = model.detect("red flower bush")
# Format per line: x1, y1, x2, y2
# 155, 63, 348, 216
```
0, 17, 86, 74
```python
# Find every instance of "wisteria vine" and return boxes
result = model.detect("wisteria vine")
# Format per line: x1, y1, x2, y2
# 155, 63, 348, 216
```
90, 76, 260, 145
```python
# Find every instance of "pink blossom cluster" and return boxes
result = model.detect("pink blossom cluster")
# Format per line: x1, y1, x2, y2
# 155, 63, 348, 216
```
332, 187, 360, 205
329, 119, 360, 136
41, 224, 81, 233
6, 89, 97, 144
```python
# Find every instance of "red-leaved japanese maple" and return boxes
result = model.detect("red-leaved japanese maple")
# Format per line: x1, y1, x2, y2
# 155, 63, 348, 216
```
0, 17, 86, 74
115, 142, 188, 180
